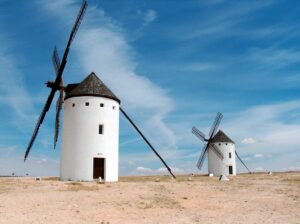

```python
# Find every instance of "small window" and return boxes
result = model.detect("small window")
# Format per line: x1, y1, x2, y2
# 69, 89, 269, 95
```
229, 152, 232, 158
219, 143, 221, 146
72, 103, 75, 107
99, 124, 104, 134
100, 103, 104, 107
225, 143, 228, 145
85, 102, 89, 106
112, 106, 115, 110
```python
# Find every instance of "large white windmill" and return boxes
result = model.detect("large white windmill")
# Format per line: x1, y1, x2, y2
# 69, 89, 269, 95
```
24, 1, 176, 181
60, 73, 120, 181
192, 112, 251, 176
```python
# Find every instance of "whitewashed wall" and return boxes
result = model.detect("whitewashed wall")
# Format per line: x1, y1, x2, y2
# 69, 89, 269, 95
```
208, 142, 236, 176
60, 96, 119, 181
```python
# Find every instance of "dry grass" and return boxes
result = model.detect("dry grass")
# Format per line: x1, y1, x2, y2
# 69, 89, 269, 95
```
61, 182, 100, 191
137, 195, 182, 209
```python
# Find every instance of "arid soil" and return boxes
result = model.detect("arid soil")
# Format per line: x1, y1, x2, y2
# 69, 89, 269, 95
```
0, 172, 299, 224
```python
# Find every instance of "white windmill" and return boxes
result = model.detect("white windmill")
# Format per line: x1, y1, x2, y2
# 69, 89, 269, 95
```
60, 73, 120, 181
192, 112, 251, 176
23, 1, 176, 181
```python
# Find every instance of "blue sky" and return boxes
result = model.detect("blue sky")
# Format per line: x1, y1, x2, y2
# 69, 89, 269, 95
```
0, 0, 299, 176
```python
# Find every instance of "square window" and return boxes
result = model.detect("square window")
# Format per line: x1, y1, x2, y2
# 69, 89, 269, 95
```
100, 103, 104, 107
99, 124, 104, 134
72, 103, 75, 107
112, 106, 115, 110
85, 102, 89, 106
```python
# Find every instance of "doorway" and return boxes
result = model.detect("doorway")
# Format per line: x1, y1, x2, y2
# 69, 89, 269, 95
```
93, 158, 105, 179
229, 166, 233, 175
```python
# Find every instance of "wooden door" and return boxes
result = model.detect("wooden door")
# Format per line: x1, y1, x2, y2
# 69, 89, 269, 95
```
229, 166, 233, 175
93, 158, 105, 179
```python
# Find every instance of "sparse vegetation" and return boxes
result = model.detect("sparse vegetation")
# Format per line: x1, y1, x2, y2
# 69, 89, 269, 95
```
0, 172, 299, 223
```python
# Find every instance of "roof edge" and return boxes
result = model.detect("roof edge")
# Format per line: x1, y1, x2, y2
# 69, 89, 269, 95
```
65, 94, 121, 103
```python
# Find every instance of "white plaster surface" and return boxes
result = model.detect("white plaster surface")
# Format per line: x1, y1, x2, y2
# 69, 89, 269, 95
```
60, 96, 119, 181
208, 142, 236, 176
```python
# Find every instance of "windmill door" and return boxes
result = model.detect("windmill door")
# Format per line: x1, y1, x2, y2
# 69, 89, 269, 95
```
93, 158, 105, 179
229, 166, 233, 175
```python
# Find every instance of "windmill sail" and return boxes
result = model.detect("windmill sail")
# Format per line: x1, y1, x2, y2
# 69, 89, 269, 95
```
192, 126, 206, 142
197, 144, 209, 169
24, 1, 88, 161
210, 143, 224, 159
52, 47, 61, 75
54, 79, 64, 149
208, 112, 223, 138
193, 112, 223, 170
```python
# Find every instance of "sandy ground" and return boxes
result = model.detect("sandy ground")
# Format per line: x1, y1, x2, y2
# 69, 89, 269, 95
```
0, 172, 299, 224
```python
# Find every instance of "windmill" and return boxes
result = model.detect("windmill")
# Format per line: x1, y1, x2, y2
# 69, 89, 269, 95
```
24, 1, 176, 181
192, 112, 251, 176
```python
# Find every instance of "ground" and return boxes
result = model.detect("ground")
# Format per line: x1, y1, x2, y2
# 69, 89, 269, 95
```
0, 172, 299, 224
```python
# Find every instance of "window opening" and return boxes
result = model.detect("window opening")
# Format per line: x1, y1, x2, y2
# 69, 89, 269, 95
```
99, 124, 104, 134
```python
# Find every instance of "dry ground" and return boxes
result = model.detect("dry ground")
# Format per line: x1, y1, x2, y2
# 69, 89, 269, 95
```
0, 172, 299, 224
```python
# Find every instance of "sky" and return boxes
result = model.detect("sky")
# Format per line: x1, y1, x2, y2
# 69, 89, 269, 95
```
0, 0, 299, 177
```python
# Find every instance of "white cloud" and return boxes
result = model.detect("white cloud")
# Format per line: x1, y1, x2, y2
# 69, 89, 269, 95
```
133, 166, 184, 176
249, 47, 300, 68
181, 62, 220, 72
253, 153, 263, 158
254, 167, 264, 172
136, 166, 152, 173
143, 10, 157, 27
242, 138, 256, 144
222, 99, 300, 171
173, 1, 277, 41
157, 167, 184, 174
0, 43, 36, 123
42, 0, 176, 151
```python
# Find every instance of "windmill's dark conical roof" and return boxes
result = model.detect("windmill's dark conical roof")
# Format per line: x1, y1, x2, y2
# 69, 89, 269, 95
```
210, 130, 234, 143
65, 72, 120, 103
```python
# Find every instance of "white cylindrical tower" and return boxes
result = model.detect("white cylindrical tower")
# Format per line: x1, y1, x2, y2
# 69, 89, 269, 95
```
208, 130, 236, 176
60, 72, 120, 182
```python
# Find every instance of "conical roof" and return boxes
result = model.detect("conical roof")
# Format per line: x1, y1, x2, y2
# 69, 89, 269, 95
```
65, 72, 120, 103
210, 130, 234, 143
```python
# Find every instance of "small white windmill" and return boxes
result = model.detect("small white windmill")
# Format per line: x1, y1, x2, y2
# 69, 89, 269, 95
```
192, 112, 251, 176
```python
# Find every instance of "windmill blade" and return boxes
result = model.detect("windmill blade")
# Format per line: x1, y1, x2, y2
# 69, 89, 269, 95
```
52, 46, 61, 75
192, 127, 206, 142
53, 0, 87, 88
24, 2, 87, 161
235, 151, 251, 173
196, 144, 209, 169
208, 112, 223, 139
54, 79, 64, 149
69, 0, 88, 45
209, 143, 224, 159
120, 107, 176, 179
24, 89, 56, 161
